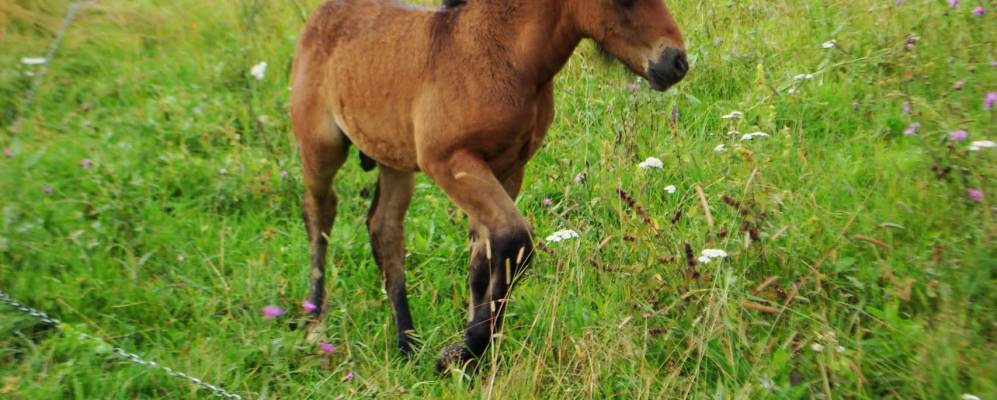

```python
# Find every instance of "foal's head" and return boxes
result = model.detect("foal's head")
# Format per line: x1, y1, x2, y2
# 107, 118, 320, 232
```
572, 0, 688, 91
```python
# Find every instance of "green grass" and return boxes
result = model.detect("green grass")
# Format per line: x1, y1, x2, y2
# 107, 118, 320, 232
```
1, 0, 994, 398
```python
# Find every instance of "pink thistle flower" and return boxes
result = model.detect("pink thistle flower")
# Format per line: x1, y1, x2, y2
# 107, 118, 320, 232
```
966, 188, 983, 203
341, 371, 354, 382
627, 82, 639, 92
261, 305, 284, 319
903, 122, 921, 136
971, 6, 983, 16
81, 159, 92, 169
280, 170, 289, 179
949, 130, 968, 141
302, 300, 317, 313
42, 185, 53, 194
319, 342, 335, 353
902, 102, 912, 114
952, 80, 965, 90
948, 0, 959, 8
3, 148, 13, 158
985, 92, 997, 110
542, 198, 553, 207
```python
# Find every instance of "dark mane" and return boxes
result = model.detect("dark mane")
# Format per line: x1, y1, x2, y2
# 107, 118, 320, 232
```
442, 0, 466, 8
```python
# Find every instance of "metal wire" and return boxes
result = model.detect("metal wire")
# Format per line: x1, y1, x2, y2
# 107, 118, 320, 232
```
0, 289, 244, 400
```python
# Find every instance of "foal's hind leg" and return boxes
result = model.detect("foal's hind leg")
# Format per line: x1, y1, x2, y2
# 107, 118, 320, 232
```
366, 165, 418, 354
297, 123, 349, 327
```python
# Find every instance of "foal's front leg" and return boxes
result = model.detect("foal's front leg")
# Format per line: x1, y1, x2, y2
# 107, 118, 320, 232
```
423, 152, 534, 371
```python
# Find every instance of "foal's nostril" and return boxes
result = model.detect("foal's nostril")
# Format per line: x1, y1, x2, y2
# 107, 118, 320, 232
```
674, 53, 689, 76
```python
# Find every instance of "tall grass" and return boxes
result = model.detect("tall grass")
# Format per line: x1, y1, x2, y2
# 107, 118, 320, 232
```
1, 0, 994, 398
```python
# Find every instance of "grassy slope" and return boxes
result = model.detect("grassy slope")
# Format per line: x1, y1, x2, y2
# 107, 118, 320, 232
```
1, 0, 994, 398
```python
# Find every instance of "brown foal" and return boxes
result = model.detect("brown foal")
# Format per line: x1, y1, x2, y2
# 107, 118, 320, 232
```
290, 0, 686, 371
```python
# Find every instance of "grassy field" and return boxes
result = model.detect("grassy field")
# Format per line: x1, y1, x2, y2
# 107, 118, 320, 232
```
1, 0, 995, 398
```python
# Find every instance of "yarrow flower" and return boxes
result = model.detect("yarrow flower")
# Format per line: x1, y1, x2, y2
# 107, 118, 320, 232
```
20, 57, 46, 65
949, 130, 968, 141
793, 73, 815, 82
952, 80, 965, 90
639, 157, 664, 170
218, 168, 228, 175
968, 140, 996, 151
664, 185, 677, 194
721, 111, 743, 120
810, 343, 825, 352
250, 61, 267, 81
697, 248, 728, 264
261, 305, 284, 319
545, 229, 580, 243
741, 132, 769, 141
821, 40, 837, 49
714, 144, 726, 153
302, 300, 317, 313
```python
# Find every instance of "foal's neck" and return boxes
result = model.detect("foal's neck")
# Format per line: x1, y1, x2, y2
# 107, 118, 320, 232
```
469, 0, 581, 87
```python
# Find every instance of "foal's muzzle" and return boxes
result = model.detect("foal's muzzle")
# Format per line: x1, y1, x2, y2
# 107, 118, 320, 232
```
648, 47, 689, 91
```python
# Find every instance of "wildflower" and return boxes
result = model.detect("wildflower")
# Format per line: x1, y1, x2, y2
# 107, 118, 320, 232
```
714, 144, 726, 153
218, 168, 228, 175
835, 346, 846, 353
42, 185, 53, 194
972, 7, 984, 15
639, 157, 664, 170
760, 374, 775, 389
320, 342, 335, 353
261, 305, 284, 319
177, 254, 186, 263
627, 81, 639, 92
896, 0, 904, 4
664, 185, 677, 194
3, 148, 13, 158
947, 0, 959, 8
985, 92, 996, 110
81, 159, 92, 169
698, 248, 728, 264
901, 102, 912, 114
721, 111, 743, 120
280, 170, 289, 179
903, 122, 920, 136
302, 300, 318, 313
542, 198, 553, 207
952, 80, 965, 90
811, 343, 825, 352
962, 394, 981, 400
741, 132, 769, 141
341, 371, 354, 382
904, 34, 919, 51
545, 229, 580, 243
821, 40, 837, 49
573, 172, 587, 184
793, 73, 814, 82
966, 188, 983, 203
250, 61, 267, 81
20, 57, 46, 65
701, 249, 728, 259
949, 130, 968, 141
968, 140, 996, 151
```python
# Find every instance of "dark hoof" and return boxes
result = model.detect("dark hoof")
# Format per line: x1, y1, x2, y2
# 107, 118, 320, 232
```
398, 332, 420, 356
435, 342, 473, 373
